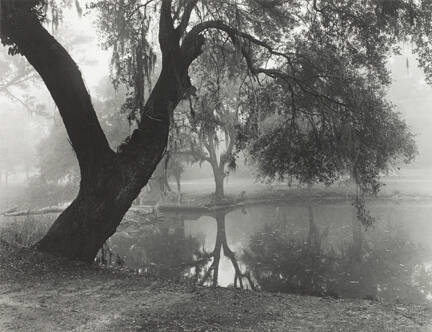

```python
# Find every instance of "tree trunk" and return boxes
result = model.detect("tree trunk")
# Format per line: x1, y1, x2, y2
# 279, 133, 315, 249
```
37, 113, 171, 261
176, 175, 181, 193
214, 170, 225, 203
35, 76, 174, 261
1, 1, 204, 262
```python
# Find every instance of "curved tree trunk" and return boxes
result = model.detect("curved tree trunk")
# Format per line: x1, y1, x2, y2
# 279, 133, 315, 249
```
36, 117, 169, 261
1, 0, 205, 261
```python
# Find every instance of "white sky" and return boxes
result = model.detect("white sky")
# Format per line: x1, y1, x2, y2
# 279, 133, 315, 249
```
387, 49, 432, 169
60, 7, 111, 93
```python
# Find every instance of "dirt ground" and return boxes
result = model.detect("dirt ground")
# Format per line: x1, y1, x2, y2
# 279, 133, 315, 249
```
1, 241, 432, 331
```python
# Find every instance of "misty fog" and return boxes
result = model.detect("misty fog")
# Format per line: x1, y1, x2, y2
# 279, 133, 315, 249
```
2, 1, 432, 330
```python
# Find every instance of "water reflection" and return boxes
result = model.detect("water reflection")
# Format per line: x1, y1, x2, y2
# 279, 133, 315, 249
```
108, 215, 208, 283
108, 201, 432, 304
199, 210, 254, 289
244, 204, 432, 303
243, 201, 336, 297
108, 210, 253, 289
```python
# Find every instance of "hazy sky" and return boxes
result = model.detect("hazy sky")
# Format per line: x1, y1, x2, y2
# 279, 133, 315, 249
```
388, 50, 432, 169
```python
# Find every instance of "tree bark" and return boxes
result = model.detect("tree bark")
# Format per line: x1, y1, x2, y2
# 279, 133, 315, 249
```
214, 170, 225, 203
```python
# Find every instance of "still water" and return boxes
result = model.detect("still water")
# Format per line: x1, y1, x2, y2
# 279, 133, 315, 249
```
107, 200, 432, 304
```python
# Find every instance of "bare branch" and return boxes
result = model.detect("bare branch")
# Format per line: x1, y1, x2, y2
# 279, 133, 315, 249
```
183, 20, 291, 61
126, 0, 156, 20
176, 0, 199, 36
0, 68, 36, 92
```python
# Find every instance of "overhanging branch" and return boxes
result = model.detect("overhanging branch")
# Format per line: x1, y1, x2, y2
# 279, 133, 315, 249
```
182, 19, 348, 108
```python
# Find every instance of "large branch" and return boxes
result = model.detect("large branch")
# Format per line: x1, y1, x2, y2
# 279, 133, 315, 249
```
182, 20, 291, 61
176, 0, 200, 36
1, 3, 114, 177
159, 0, 177, 53
182, 20, 348, 108
117, 0, 204, 192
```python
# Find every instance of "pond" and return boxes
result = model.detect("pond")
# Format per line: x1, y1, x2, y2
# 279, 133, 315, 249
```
106, 199, 432, 304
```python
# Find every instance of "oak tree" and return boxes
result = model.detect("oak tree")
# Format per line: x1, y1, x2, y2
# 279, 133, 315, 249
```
0, 0, 426, 261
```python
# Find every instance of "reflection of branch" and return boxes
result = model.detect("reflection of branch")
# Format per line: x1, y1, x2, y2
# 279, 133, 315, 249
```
223, 241, 256, 290
200, 263, 214, 286
200, 239, 222, 286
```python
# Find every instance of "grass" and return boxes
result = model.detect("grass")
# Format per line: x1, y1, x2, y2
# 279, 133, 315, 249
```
0, 215, 53, 247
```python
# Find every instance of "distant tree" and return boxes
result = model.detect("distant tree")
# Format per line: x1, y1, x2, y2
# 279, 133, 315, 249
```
0, 48, 48, 117
174, 44, 247, 202
140, 115, 195, 201
167, 154, 186, 193
35, 77, 130, 189
0, 111, 37, 187
1, 0, 428, 261
36, 121, 80, 186
0, 46, 47, 188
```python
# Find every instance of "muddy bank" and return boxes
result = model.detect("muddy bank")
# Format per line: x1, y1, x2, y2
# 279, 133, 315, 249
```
0, 241, 431, 331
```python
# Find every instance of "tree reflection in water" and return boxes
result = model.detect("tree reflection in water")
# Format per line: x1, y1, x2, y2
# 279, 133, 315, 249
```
106, 203, 432, 302
199, 210, 255, 289
108, 210, 253, 288
243, 205, 432, 304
